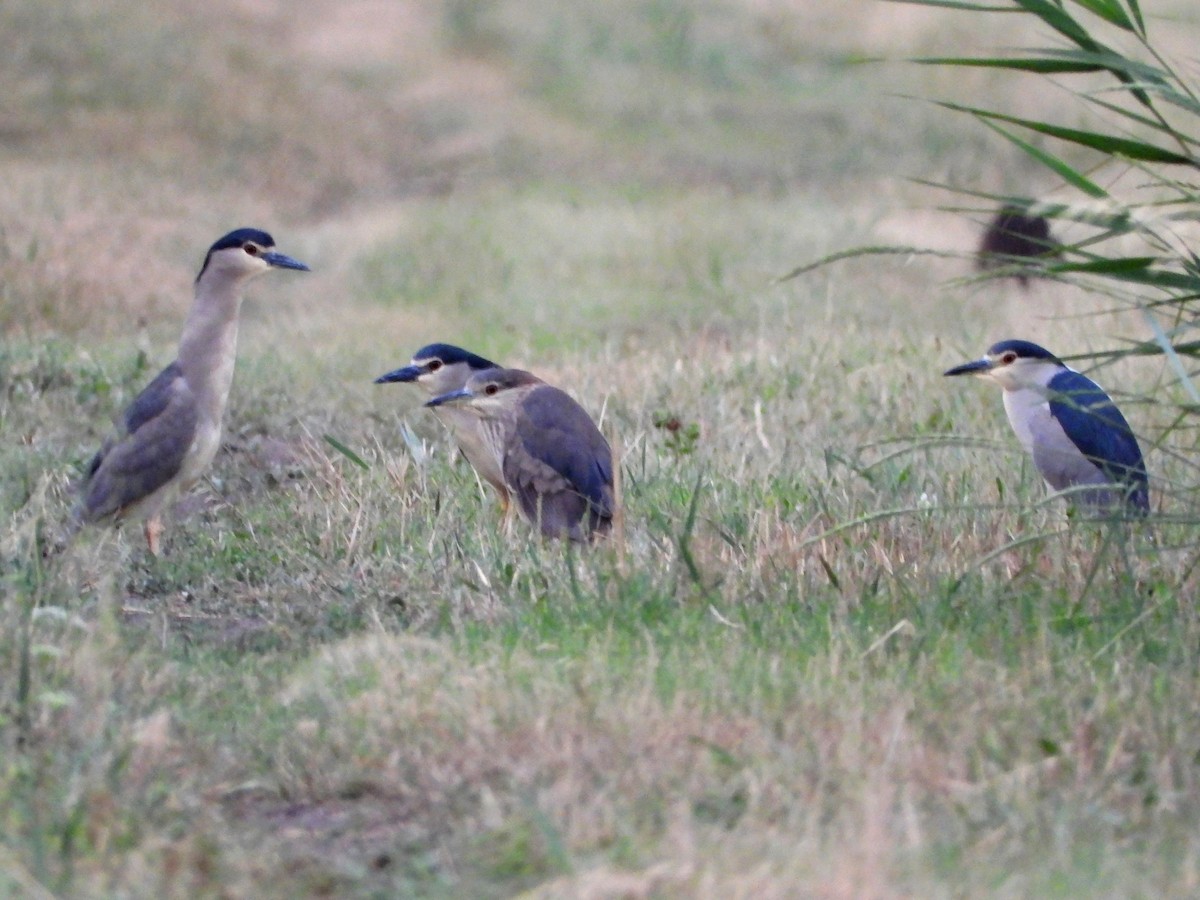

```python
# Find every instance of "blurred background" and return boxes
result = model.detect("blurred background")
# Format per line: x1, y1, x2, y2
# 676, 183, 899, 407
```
7, 0, 1200, 537
0, 0, 1070, 347
8, 5, 1200, 896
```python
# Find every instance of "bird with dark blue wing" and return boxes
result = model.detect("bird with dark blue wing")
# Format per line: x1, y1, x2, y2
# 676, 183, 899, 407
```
425, 367, 614, 542
945, 339, 1148, 514
79, 228, 309, 554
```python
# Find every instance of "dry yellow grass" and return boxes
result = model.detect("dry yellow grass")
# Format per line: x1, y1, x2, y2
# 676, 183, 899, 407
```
4, 1, 1200, 897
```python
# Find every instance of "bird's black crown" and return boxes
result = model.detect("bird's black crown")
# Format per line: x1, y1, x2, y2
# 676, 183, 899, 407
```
414, 343, 498, 371
210, 228, 276, 253
987, 339, 1062, 365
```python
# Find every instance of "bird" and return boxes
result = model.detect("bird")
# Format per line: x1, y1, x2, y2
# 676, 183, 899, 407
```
374, 343, 510, 512
78, 228, 309, 554
944, 339, 1148, 514
976, 204, 1058, 286
425, 367, 615, 541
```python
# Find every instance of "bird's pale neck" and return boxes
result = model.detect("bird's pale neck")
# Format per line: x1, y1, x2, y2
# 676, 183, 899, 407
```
432, 404, 479, 438
1001, 384, 1046, 456
479, 416, 511, 459
176, 273, 248, 420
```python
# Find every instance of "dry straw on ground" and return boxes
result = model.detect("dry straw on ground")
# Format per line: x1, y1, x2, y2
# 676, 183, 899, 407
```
4, 1, 1200, 897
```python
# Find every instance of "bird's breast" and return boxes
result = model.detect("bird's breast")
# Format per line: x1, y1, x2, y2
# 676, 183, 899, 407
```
1002, 386, 1049, 456
179, 419, 224, 489
435, 406, 507, 489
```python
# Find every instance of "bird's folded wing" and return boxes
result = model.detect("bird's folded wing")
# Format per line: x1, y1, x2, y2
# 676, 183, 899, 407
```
516, 389, 614, 515
1046, 370, 1145, 483
82, 363, 199, 521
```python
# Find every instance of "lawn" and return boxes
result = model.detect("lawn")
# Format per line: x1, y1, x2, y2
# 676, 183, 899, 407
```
3, 1, 1200, 896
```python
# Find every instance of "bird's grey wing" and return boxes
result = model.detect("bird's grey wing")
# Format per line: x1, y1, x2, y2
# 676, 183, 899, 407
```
82, 364, 199, 521
503, 449, 600, 540
517, 388, 614, 515
1047, 370, 1149, 509
505, 388, 614, 538
125, 362, 187, 433
86, 363, 184, 477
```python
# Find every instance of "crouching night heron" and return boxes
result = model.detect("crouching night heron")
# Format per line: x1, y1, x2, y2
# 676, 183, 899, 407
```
945, 339, 1148, 514
374, 343, 509, 511
79, 228, 309, 554
426, 367, 615, 542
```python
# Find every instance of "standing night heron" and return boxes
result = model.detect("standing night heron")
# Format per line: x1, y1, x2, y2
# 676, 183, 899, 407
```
426, 367, 615, 541
374, 343, 509, 512
79, 228, 309, 554
945, 339, 1148, 514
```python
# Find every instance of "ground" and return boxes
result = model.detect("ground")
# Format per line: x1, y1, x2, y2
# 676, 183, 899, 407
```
2, 1, 1200, 897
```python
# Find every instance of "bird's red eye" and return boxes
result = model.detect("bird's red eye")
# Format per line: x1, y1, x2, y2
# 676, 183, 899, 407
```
485, 383, 499, 396
244, 243, 259, 256
427, 360, 443, 372
1001, 352, 1017, 365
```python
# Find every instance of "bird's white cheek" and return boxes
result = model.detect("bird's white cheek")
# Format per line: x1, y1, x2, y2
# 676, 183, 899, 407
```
245, 257, 272, 277
988, 371, 1021, 392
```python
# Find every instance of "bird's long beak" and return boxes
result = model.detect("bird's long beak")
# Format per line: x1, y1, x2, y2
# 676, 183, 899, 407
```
374, 364, 424, 384
944, 358, 993, 377
262, 251, 311, 272
425, 388, 472, 408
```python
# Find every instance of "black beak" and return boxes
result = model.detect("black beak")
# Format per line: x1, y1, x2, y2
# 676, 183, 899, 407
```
944, 358, 992, 377
374, 364, 424, 384
425, 388, 472, 408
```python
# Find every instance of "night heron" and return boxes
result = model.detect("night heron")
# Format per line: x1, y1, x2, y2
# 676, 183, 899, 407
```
426, 367, 614, 541
79, 228, 309, 554
374, 343, 509, 511
945, 339, 1148, 514
976, 204, 1058, 286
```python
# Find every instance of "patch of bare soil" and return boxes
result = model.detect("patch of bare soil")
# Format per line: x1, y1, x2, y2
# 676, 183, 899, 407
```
219, 789, 441, 890
119, 602, 275, 649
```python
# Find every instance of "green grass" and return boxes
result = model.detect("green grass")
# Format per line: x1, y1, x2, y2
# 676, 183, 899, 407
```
4, 0, 1200, 896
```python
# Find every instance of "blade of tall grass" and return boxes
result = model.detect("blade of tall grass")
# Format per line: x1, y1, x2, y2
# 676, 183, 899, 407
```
1014, 0, 1102, 48
915, 56, 1107, 74
1080, 93, 1200, 145
883, 0, 1016, 10
974, 116, 1111, 198
916, 48, 1170, 92
1122, 0, 1146, 35
1068, 0, 1140, 33
1141, 309, 1200, 405
906, 0, 1157, 104
936, 101, 1196, 166
775, 246, 962, 283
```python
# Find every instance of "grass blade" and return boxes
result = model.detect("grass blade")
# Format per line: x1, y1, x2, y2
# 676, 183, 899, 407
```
1124, 0, 1144, 34
775, 245, 960, 282
935, 101, 1196, 166
886, 1, 1016, 10
323, 434, 370, 471
974, 116, 1109, 199
1012, 0, 1094, 47
1068, 0, 1136, 32
915, 56, 1105, 75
